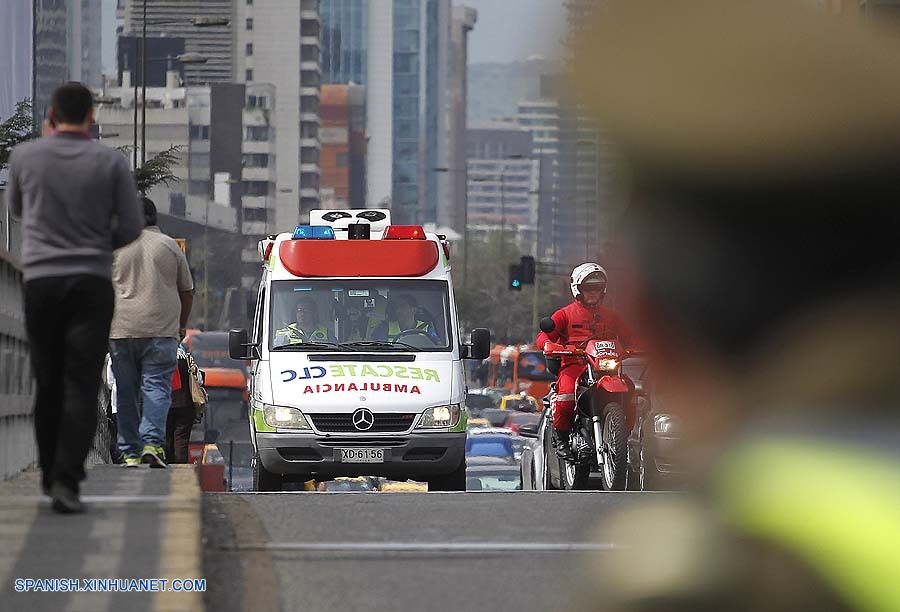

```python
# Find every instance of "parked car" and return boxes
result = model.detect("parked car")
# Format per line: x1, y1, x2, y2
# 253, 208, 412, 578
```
503, 411, 540, 435
466, 431, 515, 464
481, 408, 510, 428
510, 435, 528, 462
518, 410, 551, 490
625, 360, 685, 490
466, 392, 498, 417
466, 457, 522, 491
466, 417, 492, 430
499, 393, 541, 413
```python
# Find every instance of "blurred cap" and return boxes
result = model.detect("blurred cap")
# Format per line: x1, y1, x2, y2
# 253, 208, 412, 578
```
571, 0, 900, 365
574, 0, 900, 187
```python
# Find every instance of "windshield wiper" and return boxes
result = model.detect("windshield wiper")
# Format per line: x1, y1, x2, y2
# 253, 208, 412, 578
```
338, 341, 423, 352
271, 341, 343, 351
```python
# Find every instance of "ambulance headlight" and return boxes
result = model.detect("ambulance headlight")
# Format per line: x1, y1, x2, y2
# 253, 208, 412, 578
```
263, 404, 311, 430
417, 404, 461, 428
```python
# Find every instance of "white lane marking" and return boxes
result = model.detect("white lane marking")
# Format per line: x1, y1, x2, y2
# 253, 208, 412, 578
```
4, 495, 176, 504
232, 541, 620, 553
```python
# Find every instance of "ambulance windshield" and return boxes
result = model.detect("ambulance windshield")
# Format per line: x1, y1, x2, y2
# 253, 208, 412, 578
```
269, 280, 453, 351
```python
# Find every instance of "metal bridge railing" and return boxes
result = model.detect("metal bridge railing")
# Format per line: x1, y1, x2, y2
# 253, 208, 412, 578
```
0, 193, 36, 479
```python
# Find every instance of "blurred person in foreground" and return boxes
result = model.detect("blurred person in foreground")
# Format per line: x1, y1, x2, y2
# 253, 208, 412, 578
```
6, 82, 143, 513
570, 1, 900, 611
110, 198, 193, 468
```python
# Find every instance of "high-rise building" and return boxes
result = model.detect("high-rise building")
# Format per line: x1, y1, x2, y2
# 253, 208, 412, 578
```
322, 0, 367, 84
93, 76, 276, 302
320, 84, 366, 209
32, 0, 69, 124
518, 98, 561, 262
117, 35, 186, 87
68, 0, 103, 88
0, 0, 33, 125
321, 0, 451, 225
123, 0, 233, 84
466, 122, 539, 255
549, 0, 619, 266
235, 0, 322, 230
440, 6, 477, 239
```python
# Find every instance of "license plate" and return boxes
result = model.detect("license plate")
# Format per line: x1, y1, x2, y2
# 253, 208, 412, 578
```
335, 448, 388, 463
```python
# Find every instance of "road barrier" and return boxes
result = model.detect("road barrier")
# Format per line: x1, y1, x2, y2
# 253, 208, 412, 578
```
0, 231, 36, 479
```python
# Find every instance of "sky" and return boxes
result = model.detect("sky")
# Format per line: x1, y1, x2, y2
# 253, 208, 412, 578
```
459, 0, 565, 64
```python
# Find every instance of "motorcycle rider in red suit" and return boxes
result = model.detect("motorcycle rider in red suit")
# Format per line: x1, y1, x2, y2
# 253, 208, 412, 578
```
536, 263, 638, 459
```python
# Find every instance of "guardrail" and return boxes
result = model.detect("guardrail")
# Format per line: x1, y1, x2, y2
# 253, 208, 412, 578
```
0, 212, 36, 479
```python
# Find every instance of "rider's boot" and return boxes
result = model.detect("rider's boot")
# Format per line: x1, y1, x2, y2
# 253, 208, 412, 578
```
554, 429, 575, 460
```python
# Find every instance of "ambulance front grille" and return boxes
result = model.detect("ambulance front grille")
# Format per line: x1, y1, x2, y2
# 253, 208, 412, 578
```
309, 413, 418, 433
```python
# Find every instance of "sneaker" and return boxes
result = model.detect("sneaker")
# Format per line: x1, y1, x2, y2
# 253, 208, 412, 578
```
141, 445, 168, 469
49, 482, 85, 514
123, 456, 142, 468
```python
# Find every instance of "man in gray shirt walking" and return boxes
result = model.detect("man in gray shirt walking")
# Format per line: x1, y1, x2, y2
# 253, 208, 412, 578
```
6, 82, 144, 513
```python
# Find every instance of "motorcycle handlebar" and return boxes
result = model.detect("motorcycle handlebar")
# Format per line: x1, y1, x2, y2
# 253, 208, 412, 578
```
543, 345, 648, 359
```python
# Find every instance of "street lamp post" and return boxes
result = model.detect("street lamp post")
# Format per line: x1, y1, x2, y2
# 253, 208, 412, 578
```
132, 5, 227, 168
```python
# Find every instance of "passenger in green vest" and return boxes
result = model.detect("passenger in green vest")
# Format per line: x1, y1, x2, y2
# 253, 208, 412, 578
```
274, 297, 334, 347
568, 3, 900, 612
374, 294, 440, 345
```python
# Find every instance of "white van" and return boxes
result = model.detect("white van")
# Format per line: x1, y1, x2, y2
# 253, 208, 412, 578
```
229, 210, 490, 491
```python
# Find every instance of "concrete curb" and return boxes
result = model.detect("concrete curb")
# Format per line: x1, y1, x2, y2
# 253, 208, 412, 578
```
155, 465, 204, 612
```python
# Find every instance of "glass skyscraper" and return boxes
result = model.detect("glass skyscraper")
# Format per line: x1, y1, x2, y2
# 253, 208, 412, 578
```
320, 0, 448, 224
322, 0, 367, 85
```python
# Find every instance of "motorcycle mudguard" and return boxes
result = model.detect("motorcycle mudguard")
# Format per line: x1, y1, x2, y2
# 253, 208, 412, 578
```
597, 375, 629, 394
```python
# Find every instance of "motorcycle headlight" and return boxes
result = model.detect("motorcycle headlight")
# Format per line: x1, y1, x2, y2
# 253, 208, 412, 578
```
417, 404, 461, 428
596, 359, 619, 371
262, 404, 312, 430
654, 414, 680, 435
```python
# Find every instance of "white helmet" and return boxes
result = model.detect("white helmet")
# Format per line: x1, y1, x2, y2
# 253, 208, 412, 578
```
570, 263, 608, 299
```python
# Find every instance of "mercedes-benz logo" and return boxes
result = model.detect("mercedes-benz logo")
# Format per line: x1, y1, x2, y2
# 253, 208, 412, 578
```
351, 408, 375, 431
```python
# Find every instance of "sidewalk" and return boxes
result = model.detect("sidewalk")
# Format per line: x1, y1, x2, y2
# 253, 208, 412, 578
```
0, 465, 204, 612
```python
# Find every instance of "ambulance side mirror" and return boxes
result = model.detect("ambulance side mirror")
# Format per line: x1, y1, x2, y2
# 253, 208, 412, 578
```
465, 328, 491, 360
229, 329, 258, 360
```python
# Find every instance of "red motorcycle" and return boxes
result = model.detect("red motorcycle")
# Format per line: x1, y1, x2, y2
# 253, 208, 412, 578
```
540, 317, 638, 490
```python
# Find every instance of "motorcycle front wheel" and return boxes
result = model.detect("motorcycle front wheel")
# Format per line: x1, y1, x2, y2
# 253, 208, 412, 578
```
600, 402, 628, 491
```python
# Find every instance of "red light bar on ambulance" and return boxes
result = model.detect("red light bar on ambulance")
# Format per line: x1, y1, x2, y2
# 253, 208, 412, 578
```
292, 225, 335, 240
383, 225, 426, 240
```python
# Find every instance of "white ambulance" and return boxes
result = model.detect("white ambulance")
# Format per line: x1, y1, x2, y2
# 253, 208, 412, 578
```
229, 210, 490, 491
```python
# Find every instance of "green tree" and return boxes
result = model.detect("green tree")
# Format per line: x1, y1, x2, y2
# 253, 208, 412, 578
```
0, 99, 38, 175
117, 144, 183, 194
455, 232, 569, 345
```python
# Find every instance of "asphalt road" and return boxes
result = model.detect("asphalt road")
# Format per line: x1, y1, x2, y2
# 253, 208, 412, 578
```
203, 491, 672, 612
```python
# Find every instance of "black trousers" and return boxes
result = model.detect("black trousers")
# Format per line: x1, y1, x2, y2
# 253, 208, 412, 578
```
166, 405, 195, 464
24, 274, 114, 492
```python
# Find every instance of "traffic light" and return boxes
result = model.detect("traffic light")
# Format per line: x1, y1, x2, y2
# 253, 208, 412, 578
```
509, 263, 523, 291
519, 256, 535, 284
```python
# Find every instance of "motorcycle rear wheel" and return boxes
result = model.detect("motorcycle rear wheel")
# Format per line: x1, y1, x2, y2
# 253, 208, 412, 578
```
600, 402, 628, 491
559, 456, 591, 490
